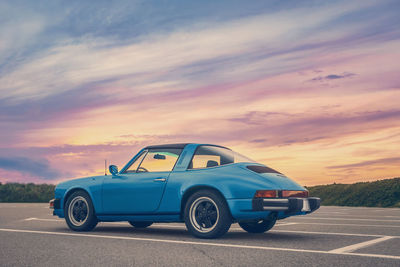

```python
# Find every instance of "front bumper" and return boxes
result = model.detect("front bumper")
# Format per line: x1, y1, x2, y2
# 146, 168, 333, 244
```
252, 197, 320, 214
49, 199, 61, 215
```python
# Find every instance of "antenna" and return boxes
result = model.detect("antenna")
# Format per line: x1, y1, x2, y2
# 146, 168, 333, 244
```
105, 159, 107, 176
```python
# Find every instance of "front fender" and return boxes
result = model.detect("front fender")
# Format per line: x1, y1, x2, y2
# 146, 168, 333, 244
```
53, 176, 105, 218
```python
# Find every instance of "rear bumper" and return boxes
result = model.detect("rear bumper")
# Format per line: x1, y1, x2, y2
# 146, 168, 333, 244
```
252, 197, 320, 214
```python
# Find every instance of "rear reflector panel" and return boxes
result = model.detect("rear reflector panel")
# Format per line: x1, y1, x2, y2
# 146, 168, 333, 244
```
282, 190, 309, 198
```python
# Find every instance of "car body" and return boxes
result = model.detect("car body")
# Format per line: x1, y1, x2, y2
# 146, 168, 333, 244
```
50, 143, 320, 238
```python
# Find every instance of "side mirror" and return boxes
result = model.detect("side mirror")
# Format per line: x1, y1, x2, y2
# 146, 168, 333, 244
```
109, 165, 118, 175
153, 154, 166, 160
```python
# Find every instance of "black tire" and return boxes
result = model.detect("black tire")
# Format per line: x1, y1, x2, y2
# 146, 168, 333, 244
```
239, 218, 276, 233
128, 221, 153, 228
184, 190, 231, 239
64, 190, 98, 231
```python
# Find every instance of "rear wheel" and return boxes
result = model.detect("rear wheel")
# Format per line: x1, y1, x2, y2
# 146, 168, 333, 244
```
128, 221, 153, 228
64, 190, 98, 231
184, 190, 231, 239
239, 217, 276, 233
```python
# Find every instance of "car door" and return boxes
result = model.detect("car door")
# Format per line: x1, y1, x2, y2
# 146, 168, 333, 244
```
102, 148, 182, 214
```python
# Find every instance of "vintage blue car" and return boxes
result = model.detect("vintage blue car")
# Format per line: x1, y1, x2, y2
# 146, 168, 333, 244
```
50, 143, 320, 238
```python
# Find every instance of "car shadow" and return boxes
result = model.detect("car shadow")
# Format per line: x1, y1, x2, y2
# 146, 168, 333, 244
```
94, 225, 190, 237
77, 225, 312, 242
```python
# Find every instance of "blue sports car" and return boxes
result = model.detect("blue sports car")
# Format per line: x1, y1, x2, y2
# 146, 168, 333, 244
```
50, 143, 320, 238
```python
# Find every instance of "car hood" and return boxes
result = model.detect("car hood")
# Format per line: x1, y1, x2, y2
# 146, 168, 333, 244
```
56, 175, 105, 189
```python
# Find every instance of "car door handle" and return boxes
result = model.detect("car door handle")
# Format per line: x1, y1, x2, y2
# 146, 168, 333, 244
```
153, 178, 166, 182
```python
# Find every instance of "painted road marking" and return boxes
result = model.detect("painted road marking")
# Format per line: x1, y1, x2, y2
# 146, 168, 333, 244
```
152, 224, 300, 229
24, 217, 400, 232
329, 236, 394, 253
149, 224, 400, 236
21, 218, 399, 238
270, 230, 397, 238
286, 222, 400, 228
0, 228, 399, 260
275, 222, 298, 226
23, 218, 296, 227
153, 224, 399, 237
291, 217, 400, 222
309, 213, 400, 219
313, 212, 346, 215
24, 218, 63, 222
24, 217, 400, 233
323, 207, 399, 210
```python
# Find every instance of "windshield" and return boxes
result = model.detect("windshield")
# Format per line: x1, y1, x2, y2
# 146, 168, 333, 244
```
188, 145, 255, 169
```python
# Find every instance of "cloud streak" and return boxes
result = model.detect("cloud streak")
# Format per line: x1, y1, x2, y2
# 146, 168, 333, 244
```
310, 72, 356, 82
225, 109, 400, 146
327, 157, 400, 169
0, 156, 61, 180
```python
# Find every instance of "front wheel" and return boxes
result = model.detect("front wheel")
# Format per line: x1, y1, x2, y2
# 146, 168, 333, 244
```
184, 190, 231, 239
64, 190, 98, 231
129, 221, 153, 228
239, 217, 276, 233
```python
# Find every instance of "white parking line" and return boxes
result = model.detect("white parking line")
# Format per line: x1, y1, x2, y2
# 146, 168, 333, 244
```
23, 218, 296, 226
323, 208, 351, 211
100, 223, 296, 229
153, 224, 399, 237
24, 218, 63, 222
275, 222, 298, 226
323, 207, 399, 211
270, 230, 396, 238
287, 222, 400, 228
292, 217, 400, 222
329, 236, 394, 253
151, 224, 400, 238
313, 212, 347, 215
22, 219, 399, 238
309, 213, 400, 219
0, 228, 399, 260
23, 218, 400, 235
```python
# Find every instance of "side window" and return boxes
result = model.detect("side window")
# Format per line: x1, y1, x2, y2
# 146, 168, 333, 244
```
137, 149, 182, 172
125, 151, 147, 173
189, 146, 234, 169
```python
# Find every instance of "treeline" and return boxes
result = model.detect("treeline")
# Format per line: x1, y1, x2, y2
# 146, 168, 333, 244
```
0, 183, 55, 202
307, 177, 400, 208
1, 178, 400, 207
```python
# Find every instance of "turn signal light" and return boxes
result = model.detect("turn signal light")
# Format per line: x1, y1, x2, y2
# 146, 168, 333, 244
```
49, 199, 54, 209
254, 190, 278, 198
282, 190, 309, 198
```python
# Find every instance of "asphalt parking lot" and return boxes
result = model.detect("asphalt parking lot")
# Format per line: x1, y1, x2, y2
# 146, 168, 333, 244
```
0, 203, 399, 266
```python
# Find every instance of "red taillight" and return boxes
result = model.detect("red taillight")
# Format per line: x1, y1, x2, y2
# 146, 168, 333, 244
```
49, 199, 54, 209
254, 190, 278, 198
282, 190, 309, 198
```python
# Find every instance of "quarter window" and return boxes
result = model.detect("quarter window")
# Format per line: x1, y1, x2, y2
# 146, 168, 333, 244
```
189, 146, 234, 169
188, 145, 255, 169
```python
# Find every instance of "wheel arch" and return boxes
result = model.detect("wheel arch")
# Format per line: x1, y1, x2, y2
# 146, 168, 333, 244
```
63, 187, 95, 213
180, 185, 232, 220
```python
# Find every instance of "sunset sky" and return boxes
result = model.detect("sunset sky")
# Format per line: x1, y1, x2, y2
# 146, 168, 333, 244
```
0, 0, 399, 185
